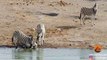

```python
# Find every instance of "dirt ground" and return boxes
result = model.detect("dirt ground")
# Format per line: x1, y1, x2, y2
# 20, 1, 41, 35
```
0, 0, 107, 48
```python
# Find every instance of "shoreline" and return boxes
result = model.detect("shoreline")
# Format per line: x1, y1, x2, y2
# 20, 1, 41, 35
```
0, 42, 107, 49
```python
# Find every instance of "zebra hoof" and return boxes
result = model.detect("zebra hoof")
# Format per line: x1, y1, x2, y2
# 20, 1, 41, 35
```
80, 24, 82, 25
15, 46, 18, 49
91, 25, 94, 27
94, 24, 95, 25
83, 23, 85, 25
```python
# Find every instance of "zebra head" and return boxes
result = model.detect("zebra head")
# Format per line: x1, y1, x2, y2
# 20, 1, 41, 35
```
31, 41, 38, 49
28, 35, 38, 49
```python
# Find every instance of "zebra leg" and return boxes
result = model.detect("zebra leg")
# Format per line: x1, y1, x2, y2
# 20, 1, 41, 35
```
91, 15, 95, 26
12, 37, 18, 48
83, 20, 85, 25
37, 34, 41, 46
80, 15, 85, 25
15, 45, 17, 49
39, 33, 43, 46
80, 19, 82, 25
80, 17, 84, 25
41, 33, 44, 45
41, 40, 44, 46
91, 19, 93, 26
79, 13, 82, 25
15, 44, 18, 49
83, 16, 86, 25
80, 14, 82, 25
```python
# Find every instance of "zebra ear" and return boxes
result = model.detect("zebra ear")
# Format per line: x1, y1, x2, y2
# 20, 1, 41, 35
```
93, 3, 97, 8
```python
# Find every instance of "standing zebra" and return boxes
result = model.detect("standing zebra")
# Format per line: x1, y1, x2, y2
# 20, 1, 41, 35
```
79, 3, 97, 25
12, 30, 37, 49
36, 24, 45, 46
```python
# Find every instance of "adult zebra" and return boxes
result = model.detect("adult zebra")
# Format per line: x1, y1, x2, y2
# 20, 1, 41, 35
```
12, 30, 37, 49
36, 24, 46, 46
79, 3, 97, 25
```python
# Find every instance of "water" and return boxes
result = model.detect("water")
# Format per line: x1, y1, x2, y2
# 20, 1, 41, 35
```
0, 48, 107, 60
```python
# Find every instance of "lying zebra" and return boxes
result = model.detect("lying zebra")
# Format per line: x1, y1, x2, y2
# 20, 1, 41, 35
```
12, 30, 37, 49
36, 24, 46, 46
79, 3, 97, 25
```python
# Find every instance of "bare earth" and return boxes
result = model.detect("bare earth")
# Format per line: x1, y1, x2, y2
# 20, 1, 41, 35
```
0, 0, 107, 48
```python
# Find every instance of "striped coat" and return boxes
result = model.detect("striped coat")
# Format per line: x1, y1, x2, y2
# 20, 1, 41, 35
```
36, 24, 45, 46
12, 30, 34, 48
79, 3, 97, 25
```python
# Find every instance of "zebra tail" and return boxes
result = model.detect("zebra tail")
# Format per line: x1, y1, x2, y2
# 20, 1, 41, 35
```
79, 13, 81, 19
12, 36, 15, 45
12, 36, 14, 43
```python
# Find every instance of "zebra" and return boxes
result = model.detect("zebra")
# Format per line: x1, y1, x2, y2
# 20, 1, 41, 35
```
36, 24, 46, 46
79, 3, 97, 25
12, 30, 37, 49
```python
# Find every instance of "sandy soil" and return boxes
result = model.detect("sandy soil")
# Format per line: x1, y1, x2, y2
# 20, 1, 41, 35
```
0, 0, 107, 48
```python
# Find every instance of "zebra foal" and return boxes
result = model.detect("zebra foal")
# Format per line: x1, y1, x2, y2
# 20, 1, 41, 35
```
12, 30, 37, 49
79, 3, 97, 25
36, 24, 45, 46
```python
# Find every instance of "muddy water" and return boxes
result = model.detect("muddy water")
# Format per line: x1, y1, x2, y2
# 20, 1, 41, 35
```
0, 48, 107, 60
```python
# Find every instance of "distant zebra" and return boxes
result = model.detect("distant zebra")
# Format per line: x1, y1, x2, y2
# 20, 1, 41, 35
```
36, 24, 45, 46
12, 30, 37, 49
79, 3, 97, 25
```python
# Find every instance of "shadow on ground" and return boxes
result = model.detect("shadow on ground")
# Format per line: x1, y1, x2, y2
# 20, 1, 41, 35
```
86, 0, 101, 1
56, 26, 78, 29
0, 45, 15, 48
36, 12, 59, 16
70, 15, 97, 20
104, 10, 107, 12
84, 18, 97, 20
70, 15, 80, 19
42, 13, 58, 16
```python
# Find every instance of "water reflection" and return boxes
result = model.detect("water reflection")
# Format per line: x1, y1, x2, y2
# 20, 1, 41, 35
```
0, 48, 107, 60
80, 49, 94, 60
37, 48, 43, 60
13, 49, 33, 60
13, 48, 44, 60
